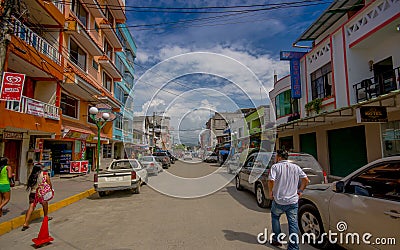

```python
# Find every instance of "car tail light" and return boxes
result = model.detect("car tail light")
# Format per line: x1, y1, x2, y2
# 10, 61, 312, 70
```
323, 170, 328, 183
131, 171, 136, 180
150, 163, 154, 167
94, 174, 98, 182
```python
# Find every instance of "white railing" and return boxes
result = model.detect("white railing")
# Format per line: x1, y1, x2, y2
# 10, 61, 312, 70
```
5, 96, 60, 120
51, 0, 64, 14
345, 0, 400, 45
12, 17, 62, 65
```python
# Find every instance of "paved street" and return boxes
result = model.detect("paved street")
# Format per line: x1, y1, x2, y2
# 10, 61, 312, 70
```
0, 160, 317, 250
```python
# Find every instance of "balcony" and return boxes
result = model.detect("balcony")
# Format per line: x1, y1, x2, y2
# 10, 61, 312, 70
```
98, 56, 122, 79
65, 18, 103, 56
5, 96, 60, 120
353, 67, 400, 103
99, 19, 123, 49
346, 0, 400, 47
107, 0, 126, 22
12, 17, 61, 65
81, 0, 105, 18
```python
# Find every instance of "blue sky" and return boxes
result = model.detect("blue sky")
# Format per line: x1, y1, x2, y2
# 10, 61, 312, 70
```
123, 0, 331, 144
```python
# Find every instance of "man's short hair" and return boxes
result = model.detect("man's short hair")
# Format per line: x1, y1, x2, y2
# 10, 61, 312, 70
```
276, 149, 289, 160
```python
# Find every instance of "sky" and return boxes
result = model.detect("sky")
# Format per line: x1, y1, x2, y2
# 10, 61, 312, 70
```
123, 0, 331, 145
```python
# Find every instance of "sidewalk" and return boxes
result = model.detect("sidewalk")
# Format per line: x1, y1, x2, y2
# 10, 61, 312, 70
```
0, 172, 96, 235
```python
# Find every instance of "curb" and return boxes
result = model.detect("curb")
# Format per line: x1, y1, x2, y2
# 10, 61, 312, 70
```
0, 188, 96, 236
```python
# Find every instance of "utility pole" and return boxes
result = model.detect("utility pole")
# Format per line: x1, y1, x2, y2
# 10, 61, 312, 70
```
152, 112, 156, 153
0, 0, 15, 73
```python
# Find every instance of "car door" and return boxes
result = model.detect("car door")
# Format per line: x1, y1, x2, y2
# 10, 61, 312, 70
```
241, 155, 255, 190
328, 162, 400, 250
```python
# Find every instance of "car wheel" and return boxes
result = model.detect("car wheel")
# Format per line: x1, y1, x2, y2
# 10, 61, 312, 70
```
98, 191, 106, 197
235, 176, 243, 191
298, 204, 330, 249
255, 183, 271, 208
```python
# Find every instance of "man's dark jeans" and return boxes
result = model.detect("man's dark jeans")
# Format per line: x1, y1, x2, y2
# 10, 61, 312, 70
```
271, 200, 299, 250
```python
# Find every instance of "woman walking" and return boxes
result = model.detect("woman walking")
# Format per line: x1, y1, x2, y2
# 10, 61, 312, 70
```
0, 157, 12, 217
22, 164, 53, 231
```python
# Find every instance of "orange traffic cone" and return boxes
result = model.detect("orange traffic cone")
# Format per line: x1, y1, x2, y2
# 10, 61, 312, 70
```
32, 216, 54, 247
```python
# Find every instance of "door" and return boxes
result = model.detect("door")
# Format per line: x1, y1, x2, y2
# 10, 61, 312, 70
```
374, 57, 396, 95
328, 126, 367, 177
279, 136, 293, 151
86, 147, 94, 171
300, 132, 318, 160
4, 140, 21, 180
328, 162, 400, 249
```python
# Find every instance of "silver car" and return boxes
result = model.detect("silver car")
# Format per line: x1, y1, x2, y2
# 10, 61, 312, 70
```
140, 156, 163, 176
298, 156, 400, 249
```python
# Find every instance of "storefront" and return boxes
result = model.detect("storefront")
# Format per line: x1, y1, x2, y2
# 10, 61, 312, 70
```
0, 131, 23, 180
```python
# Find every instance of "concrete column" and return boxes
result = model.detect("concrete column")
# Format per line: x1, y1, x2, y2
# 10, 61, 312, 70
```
19, 134, 30, 184
316, 129, 329, 174
365, 123, 382, 162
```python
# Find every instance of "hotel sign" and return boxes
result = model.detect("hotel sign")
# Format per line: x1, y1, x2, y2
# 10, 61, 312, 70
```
356, 106, 388, 123
280, 51, 306, 99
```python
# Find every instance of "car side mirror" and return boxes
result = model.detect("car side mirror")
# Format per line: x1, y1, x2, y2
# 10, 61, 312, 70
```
332, 181, 344, 193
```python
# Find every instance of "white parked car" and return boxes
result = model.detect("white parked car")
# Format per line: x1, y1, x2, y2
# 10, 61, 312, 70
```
298, 156, 400, 249
94, 159, 148, 197
183, 152, 193, 160
140, 156, 163, 175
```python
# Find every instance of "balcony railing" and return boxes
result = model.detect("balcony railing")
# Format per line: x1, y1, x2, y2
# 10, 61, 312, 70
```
12, 17, 62, 65
5, 96, 60, 120
51, 0, 64, 13
353, 67, 400, 103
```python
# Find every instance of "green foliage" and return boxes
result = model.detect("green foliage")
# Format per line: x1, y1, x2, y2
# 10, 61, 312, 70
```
305, 98, 323, 114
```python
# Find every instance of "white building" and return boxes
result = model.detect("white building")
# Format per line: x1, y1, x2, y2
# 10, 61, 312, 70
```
270, 0, 400, 178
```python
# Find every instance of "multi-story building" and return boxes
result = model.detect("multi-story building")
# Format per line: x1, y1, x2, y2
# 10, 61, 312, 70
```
0, 0, 136, 183
270, 0, 400, 178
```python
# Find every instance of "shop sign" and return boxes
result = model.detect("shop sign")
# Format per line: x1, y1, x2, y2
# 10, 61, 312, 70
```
70, 160, 89, 173
0, 72, 25, 101
26, 99, 45, 117
280, 51, 307, 99
64, 130, 90, 140
356, 106, 388, 123
3, 131, 23, 140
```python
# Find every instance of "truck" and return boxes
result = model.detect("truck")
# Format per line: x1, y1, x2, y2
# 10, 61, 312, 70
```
94, 159, 148, 197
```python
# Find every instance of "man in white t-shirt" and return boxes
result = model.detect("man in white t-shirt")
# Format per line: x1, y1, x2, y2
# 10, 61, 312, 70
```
267, 150, 309, 250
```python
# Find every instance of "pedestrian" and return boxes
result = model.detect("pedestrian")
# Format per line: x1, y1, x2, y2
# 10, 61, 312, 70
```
267, 150, 309, 250
0, 157, 13, 217
22, 164, 53, 231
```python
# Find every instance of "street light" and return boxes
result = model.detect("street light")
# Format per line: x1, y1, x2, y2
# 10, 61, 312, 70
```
89, 106, 112, 175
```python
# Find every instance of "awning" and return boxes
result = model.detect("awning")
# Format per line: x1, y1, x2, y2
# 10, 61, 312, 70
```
276, 90, 400, 133
62, 120, 108, 142
294, 0, 362, 45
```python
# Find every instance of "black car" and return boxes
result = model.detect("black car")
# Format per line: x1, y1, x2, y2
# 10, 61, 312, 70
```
152, 152, 171, 169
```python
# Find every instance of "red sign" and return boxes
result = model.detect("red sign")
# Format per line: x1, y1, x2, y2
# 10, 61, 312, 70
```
0, 72, 25, 101
70, 161, 89, 174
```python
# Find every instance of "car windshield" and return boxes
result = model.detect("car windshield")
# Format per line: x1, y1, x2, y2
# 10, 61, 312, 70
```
141, 156, 154, 162
153, 153, 167, 156
288, 154, 323, 172
110, 161, 136, 170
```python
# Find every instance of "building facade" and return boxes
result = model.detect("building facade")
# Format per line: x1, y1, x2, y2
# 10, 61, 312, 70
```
270, 0, 400, 178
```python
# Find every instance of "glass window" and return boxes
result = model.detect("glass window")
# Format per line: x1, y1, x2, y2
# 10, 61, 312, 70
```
103, 72, 112, 92
382, 121, 400, 157
71, 0, 88, 27
347, 163, 400, 202
70, 39, 86, 71
60, 93, 78, 118
275, 90, 292, 118
103, 144, 112, 158
115, 114, 123, 130
105, 7, 114, 27
92, 59, 98, 70
104, 39, 113, 60
94, 22, 99, 32
311, 62, 332, 100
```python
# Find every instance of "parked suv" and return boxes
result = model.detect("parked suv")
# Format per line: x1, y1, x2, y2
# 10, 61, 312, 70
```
235, 152, 327, 208
152, 152, 171, 169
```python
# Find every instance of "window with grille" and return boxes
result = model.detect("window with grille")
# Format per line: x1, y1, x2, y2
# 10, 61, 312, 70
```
311, 62, 332, 100
70, 39, 87, 71
60, 93, 78, 118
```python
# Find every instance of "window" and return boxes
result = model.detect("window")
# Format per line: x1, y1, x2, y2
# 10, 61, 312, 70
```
71, 0, 88, 27
347, 163, 400, 202
382, 121, 400, 157
311, 62, 332, 100
275, 90, 292, 118
103, 72, 112, 92
92, 59, 98, 70
104, 39, 113, 60
70, 39, 87, 71
115, 114, 123, 130
105, 7, 114, 27
124, 72, 134, 89
60, 93, 78, 118
94, 22, 99, 32
115, 86, 125, 103
103, 144, 112, 158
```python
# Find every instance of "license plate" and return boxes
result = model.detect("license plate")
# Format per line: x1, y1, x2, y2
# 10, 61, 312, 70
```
105, 177, 123, 181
